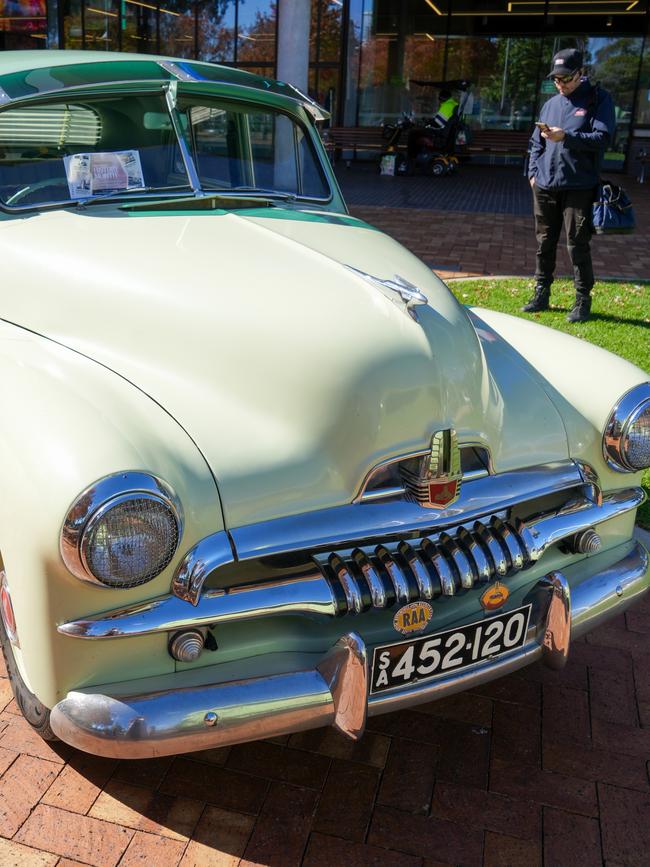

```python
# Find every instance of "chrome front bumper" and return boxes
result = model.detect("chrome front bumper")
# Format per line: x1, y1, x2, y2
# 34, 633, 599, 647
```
50, 539, 649, 759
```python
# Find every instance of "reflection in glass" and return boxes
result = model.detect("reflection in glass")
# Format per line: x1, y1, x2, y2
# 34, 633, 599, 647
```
160, 0, 195, 57
237, 0, 276, 64
122, 0, 157, 53
197, 0, 235, 63
636, 37, 650, 126
61, 0, 82, 48
447, 36, 540, 132
0, 0, 47, 49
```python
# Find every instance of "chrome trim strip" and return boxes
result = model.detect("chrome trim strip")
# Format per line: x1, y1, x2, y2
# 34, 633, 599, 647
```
60, 487, 644, 640
576, 460, 603, 506
172, 531, 235, 605
50, 543, 649, 758
398, 542, 434, 600
421, 538, 456, 596
329, 554, 362, 615
164, 82, 202, 195
603, 382, 650, 472
376, 545, 410, 603
492, 517, 526, 570
285, 82, 329, 121
517, 488, 645, 562
60, 472, 183, 587
352, 549, 386, 609
359, 485, 408, 503
439, 532, 475, 589
158, 61, 198, 82
456, 526, 491, 583
232, 462, 585, 562
475, 521, 509, 576
59, 571, 337, 639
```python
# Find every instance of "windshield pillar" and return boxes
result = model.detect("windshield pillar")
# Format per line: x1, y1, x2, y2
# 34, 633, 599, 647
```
164, 83, 203, 197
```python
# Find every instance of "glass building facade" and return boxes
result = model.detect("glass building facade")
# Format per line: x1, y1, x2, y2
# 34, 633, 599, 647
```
2, 0, 649, 172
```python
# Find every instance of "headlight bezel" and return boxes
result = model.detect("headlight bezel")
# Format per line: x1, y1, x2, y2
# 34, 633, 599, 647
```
603, 383, 650, 473
61, 472, 183, 588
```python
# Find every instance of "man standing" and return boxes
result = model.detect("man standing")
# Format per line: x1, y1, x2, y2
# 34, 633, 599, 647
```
523, 48, 616, 322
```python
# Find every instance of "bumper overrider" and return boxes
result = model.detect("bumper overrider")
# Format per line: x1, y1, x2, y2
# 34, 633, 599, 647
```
50, 463, 650, 758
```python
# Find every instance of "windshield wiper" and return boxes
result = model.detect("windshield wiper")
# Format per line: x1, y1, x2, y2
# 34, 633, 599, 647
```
75, 185, 192, 208
207, 186, 298, 202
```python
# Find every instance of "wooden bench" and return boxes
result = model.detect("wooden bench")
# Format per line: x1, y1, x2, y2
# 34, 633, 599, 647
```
325, 126, 400, 165
324, 125, 531, 170
465, 130, 531, 167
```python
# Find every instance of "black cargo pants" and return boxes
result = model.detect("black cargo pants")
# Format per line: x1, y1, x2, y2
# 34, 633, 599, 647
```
532, 184, 596, 296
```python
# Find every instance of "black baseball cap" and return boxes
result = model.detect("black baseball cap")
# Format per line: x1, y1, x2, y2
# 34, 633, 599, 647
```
548, 48, 583, 78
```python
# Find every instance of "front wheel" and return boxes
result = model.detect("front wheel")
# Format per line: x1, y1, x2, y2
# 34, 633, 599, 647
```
0, 615, 57, 741
430, 158, 447, 177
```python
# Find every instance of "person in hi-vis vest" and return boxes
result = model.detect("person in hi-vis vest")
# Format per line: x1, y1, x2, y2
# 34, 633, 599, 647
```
432, 90, 459, 129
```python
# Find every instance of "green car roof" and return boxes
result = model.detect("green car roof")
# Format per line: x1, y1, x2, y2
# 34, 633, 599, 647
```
0, 50, 328, 119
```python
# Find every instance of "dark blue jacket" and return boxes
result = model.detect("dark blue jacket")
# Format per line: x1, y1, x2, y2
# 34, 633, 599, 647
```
528, 80, 616, 190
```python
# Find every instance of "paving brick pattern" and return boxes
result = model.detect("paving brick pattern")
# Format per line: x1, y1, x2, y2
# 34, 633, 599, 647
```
2, 602, 650, 865
343, 168, 650, 282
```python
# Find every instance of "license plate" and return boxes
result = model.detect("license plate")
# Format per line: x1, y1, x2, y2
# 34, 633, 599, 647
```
370, 604, 532, 694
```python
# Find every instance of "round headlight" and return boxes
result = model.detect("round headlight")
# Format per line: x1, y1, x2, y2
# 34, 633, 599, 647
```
61, 473, 182, 588
603, 383, 650, 472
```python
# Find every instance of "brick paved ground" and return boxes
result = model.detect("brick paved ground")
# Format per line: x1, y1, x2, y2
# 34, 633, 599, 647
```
344, 169, 650, 282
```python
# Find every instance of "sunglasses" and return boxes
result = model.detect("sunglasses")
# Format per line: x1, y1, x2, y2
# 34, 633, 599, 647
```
552, 73, 578, 84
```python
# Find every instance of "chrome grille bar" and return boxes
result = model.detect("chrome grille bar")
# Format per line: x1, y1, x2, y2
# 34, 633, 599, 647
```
58, 486, 645, 639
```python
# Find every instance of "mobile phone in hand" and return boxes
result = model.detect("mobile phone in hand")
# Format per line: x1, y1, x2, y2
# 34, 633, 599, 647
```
535, 121, 550, 131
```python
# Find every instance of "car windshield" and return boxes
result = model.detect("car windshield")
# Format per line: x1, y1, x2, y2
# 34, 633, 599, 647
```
0, 90, 329, 209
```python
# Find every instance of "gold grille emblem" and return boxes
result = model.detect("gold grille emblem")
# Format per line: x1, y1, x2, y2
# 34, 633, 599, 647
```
401, 429, 462, 509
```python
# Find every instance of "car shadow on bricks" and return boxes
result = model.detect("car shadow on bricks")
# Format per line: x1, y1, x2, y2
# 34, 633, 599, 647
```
4, 609, 650, 867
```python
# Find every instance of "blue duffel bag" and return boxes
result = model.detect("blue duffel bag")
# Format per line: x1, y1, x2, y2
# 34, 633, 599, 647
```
592, 180, 636, 234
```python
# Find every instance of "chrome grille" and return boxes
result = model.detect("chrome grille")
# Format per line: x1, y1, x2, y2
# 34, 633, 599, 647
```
316, 515, 529, 614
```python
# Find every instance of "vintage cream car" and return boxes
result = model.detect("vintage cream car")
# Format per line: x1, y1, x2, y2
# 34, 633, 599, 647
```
1, 51, 649, 759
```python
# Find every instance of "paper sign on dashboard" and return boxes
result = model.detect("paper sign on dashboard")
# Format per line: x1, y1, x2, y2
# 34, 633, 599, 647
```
64, 150, 145, 198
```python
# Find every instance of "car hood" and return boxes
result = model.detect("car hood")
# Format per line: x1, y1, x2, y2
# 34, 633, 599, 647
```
1, 205, 568, 526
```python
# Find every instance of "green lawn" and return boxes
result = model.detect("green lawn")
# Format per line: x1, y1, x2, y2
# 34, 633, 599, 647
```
448, 278, 650, 529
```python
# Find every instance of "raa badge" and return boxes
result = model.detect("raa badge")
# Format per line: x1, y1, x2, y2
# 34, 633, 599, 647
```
480, 582, 509, 611
393, 601, 433, 635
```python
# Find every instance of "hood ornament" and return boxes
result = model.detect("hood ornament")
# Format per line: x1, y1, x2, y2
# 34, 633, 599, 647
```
401, 429, 462, 509
346, 266, 428, 321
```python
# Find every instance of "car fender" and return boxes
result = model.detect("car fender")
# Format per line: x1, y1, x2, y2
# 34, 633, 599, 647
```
0, 321, 225, 708
470, 307, 648, 490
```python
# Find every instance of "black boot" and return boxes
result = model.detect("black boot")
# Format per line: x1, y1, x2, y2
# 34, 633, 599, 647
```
567, 294, 591, 323
522, 284, 550, 313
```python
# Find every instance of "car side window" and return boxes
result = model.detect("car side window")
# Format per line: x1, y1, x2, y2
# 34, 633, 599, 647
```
185, 101, 328, 199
